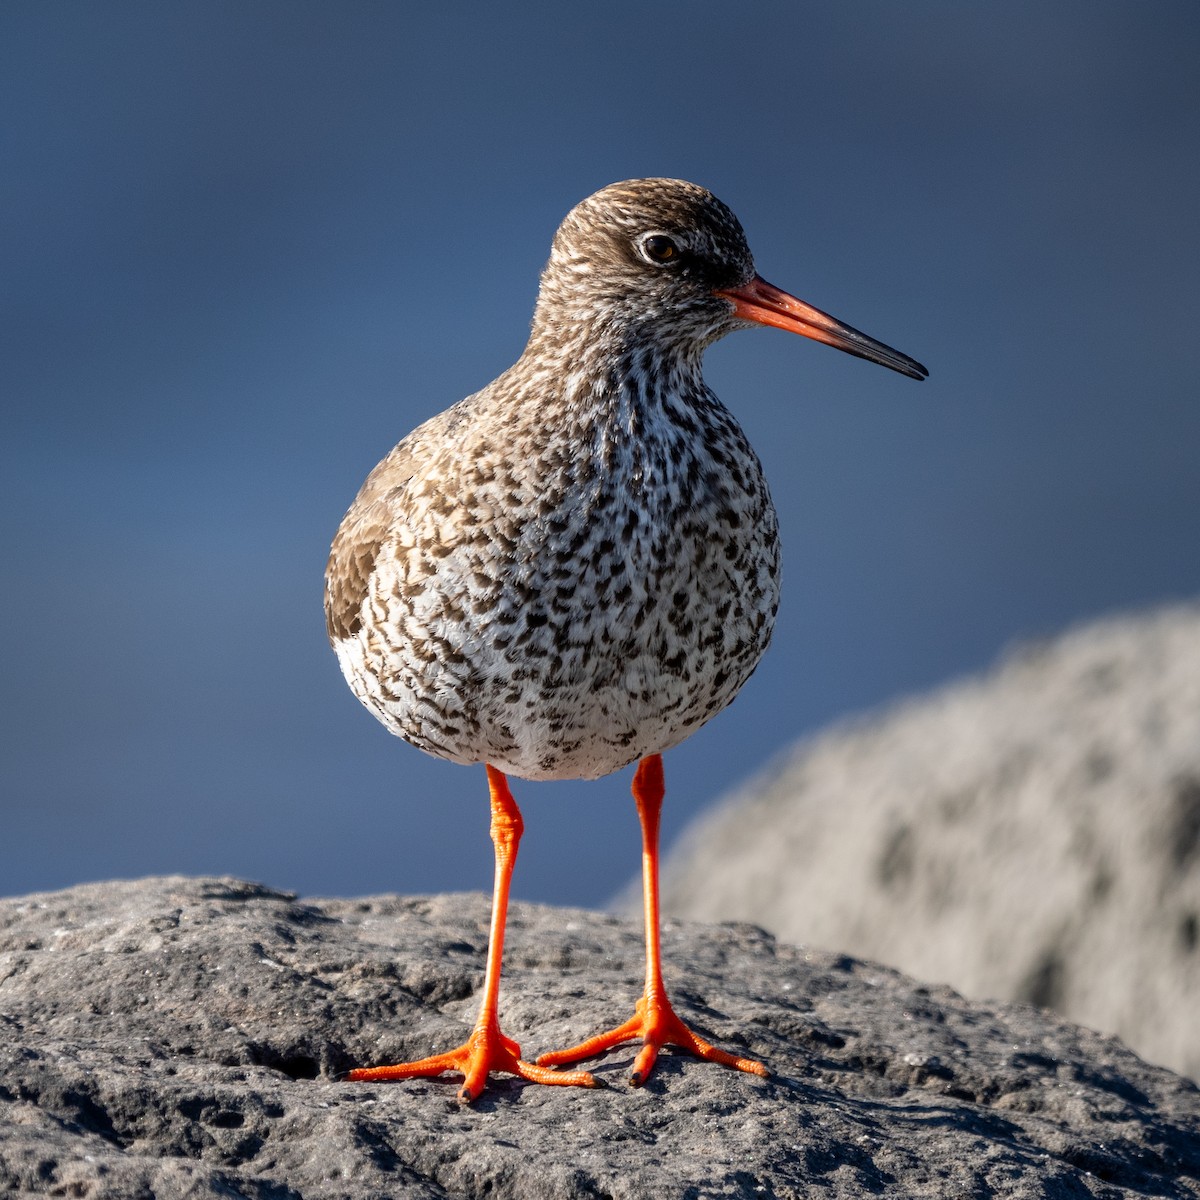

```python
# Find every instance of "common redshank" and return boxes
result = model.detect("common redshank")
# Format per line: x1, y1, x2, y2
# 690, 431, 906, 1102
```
326, 178, 926, 1103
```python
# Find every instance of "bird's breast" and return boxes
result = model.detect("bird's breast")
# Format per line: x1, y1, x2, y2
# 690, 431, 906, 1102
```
330, 388, 781, 781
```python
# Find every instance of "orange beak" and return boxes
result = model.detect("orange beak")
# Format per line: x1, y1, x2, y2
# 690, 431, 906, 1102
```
715, 275, 928, 381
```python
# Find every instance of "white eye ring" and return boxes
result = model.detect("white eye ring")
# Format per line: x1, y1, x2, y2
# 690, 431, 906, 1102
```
638, 232, 682, 265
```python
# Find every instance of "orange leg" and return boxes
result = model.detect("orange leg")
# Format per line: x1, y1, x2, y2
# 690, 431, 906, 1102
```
537, 754, 768, 1086
347, 765, 597, 1103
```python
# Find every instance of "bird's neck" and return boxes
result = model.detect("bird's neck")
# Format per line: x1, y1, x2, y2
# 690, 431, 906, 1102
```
520, 316, 709, 416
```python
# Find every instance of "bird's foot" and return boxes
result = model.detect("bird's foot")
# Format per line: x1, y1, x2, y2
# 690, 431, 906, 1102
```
347, 1020, 598, 1104
535, 992, 768, 1087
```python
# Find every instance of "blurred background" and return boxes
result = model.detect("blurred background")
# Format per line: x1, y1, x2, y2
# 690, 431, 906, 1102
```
4, 2, 1199, 909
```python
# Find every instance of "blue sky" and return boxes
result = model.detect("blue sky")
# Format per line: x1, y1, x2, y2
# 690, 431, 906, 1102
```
3, 2, 1199, 907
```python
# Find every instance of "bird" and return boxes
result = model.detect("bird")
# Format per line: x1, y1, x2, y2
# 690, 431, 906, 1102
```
325, 178, 927, 1104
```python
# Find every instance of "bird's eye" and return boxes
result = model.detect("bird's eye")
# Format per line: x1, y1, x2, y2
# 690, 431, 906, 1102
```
640, 234, 680, 264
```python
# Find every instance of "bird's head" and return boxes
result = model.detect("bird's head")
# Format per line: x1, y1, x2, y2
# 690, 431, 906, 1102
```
531, 177, 927, 380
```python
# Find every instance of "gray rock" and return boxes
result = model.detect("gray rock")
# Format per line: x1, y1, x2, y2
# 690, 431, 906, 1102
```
658, 602, 1200, 1084
1, 877, 1198, 1198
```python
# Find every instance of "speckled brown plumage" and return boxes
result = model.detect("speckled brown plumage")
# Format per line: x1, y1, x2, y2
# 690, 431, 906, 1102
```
326, 179, 782, 781
324, 177, 926, 1101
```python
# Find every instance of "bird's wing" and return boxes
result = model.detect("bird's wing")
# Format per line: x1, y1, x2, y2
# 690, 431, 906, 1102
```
324, 440, 421, 644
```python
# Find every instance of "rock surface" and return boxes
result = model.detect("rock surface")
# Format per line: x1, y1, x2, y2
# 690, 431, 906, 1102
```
1, 877, 1198, 1198
659, 602, 1200, 1083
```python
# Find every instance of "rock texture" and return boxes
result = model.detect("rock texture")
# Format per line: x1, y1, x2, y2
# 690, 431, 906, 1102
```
659, 602, 1200, 1084
1, 877, 1198, 1198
